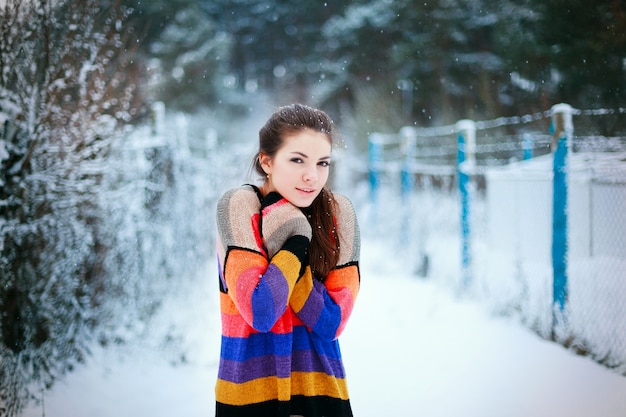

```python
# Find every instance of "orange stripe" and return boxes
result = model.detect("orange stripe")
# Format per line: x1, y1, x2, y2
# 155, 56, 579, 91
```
215, 372, 349, 405
224, 249, 267, 306
325, 265, 359, 299
220, 292, 239, 315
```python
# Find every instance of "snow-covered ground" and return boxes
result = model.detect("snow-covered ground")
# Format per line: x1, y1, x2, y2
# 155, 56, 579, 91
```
22, 235, 626, 417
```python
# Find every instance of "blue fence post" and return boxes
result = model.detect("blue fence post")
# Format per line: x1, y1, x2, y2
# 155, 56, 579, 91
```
456, 120, 476, 288
523, 133, 533, 160
368, 133, 383, 207
400, 128, 416, 204
551, 103, 573, 321
399, 127, 416, 247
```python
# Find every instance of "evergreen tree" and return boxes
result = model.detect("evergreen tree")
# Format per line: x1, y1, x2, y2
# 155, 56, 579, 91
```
205, 0, 351, 98
534, 0, 626, 111
320, 0, 508, 124
145, 2, 231, 111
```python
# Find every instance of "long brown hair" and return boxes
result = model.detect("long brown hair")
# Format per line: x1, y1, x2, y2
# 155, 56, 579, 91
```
254, 104, 340, 280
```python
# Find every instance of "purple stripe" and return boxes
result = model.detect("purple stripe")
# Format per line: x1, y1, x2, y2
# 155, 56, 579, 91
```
218, 350, 346, 384
297, 281, 323, 326
218, 355, 291, 383
292, 349, 346, 378
265, 263, 290, 318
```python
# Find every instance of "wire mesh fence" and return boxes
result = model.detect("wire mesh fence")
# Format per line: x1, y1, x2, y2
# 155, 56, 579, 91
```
367, 104, 626, 374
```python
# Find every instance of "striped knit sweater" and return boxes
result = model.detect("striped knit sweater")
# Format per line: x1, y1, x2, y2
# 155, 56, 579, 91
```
215, 185, 361, 417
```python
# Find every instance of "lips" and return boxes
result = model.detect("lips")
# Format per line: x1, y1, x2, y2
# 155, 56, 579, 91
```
291, 188, 320, 207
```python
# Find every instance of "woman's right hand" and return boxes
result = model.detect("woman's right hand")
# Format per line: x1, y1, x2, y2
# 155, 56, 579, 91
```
260, 192, 312, 259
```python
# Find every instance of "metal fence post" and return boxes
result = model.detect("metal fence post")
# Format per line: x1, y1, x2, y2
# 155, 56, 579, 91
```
400, 128, 416, 204
399, 128, 416, 247
551, 103, 573, 318
368, 133, 383, 207
456, 119, 476, 288
523, 133, 533, 160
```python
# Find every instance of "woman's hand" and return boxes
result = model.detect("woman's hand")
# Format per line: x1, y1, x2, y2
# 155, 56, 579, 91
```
260, 192, 312, 259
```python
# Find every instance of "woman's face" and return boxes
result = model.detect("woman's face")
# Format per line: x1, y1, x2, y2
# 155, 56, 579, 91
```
260, 129, 332, 208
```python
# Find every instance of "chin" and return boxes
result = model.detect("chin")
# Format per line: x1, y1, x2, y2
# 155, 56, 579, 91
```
292, 199, 314, 208
287, 195, 316, 208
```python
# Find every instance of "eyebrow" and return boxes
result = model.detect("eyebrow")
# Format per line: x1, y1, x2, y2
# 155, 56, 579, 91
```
290, 151, 331, 161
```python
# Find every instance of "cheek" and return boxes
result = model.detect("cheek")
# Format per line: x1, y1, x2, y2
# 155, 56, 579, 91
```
272, 167, 294, 191
320, 168, 330, 183
275, 164, 293, 181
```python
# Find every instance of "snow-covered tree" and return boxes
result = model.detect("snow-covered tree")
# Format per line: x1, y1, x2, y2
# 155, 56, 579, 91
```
0, 0, 143, 415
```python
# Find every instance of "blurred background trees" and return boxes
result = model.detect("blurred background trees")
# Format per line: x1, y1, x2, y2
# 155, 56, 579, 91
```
124, 0, 625, 131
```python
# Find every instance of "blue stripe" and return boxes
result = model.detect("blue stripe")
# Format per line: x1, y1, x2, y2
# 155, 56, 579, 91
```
251, 264, 290, 332
311, 291, 341, 340
294, 326, 342, 360
221, 326, 342, 362
221, 333, 293, 361
252, 277, 276, 331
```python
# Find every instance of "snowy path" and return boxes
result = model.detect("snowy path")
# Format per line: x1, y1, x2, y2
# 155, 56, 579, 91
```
23, 239, 626, 417
343, 267, 626, 416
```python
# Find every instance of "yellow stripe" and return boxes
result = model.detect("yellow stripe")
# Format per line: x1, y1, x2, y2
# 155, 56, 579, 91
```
215, 372, 349, 405
290, 268, 313, 312
291, 371, 349, 400
216, 376, 291, 405
271, 250, 301, 292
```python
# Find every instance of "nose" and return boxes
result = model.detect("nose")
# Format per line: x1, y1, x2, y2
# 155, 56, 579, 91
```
303, 164, 318, 183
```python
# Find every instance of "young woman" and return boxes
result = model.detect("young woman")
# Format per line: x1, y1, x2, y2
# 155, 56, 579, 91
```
215, 104, 361, 416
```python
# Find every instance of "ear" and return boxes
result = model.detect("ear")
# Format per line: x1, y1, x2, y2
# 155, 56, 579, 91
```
258, 152, 272, 175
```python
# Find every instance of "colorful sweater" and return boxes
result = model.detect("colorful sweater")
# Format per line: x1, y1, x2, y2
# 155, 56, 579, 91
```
215, 185, 361, 417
